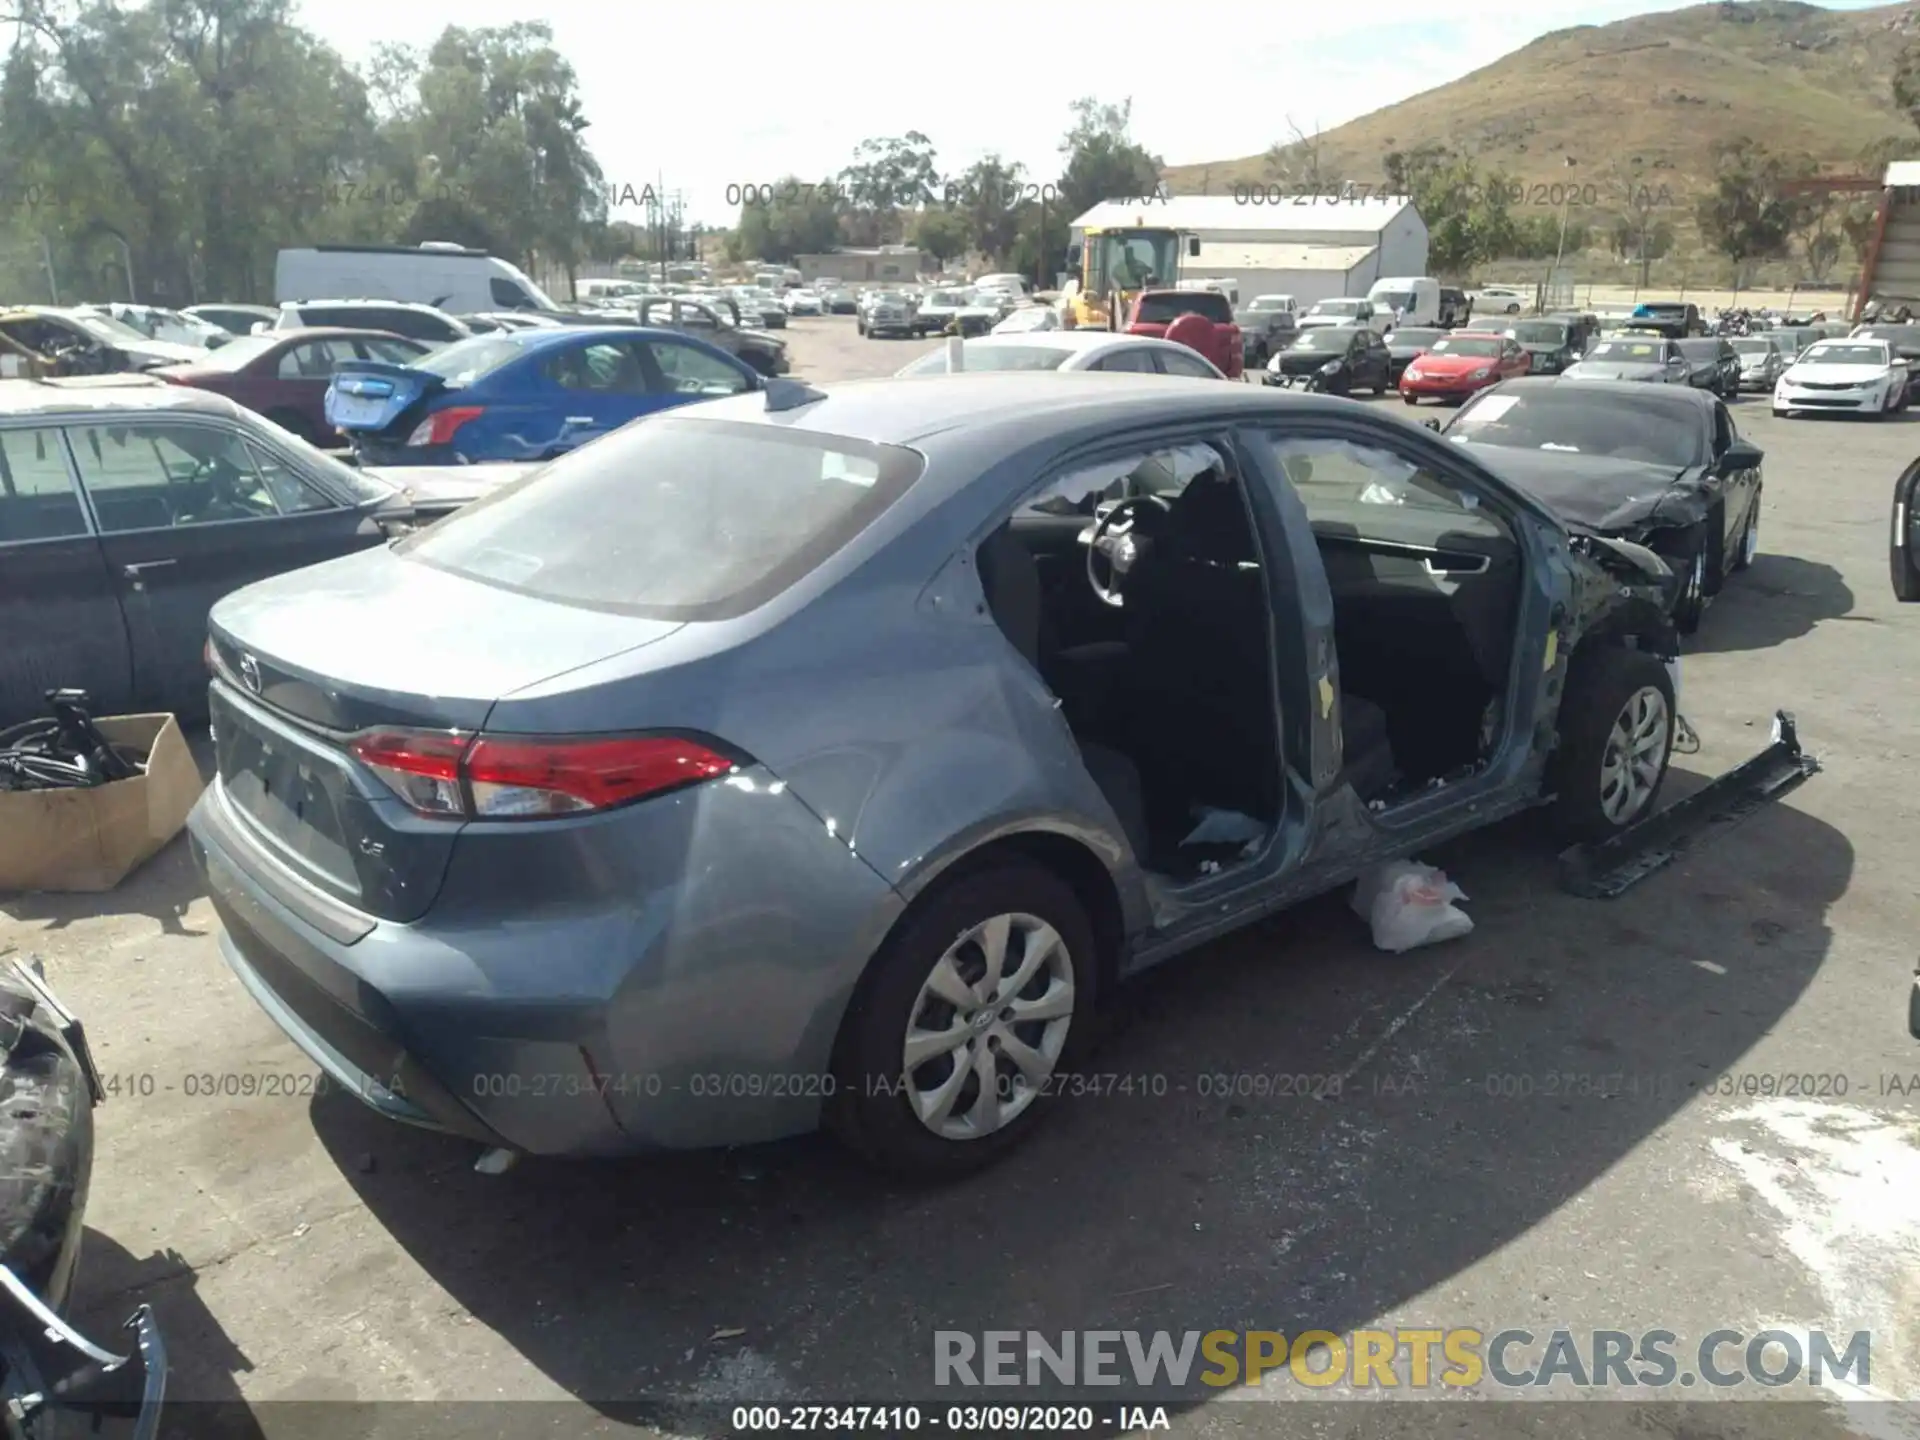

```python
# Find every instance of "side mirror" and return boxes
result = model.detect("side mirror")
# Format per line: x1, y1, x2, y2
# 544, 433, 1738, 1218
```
1424, 418, 1442, 432
1720, 438, 1763, 472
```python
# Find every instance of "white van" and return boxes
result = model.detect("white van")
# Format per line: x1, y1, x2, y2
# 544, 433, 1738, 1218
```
1367, 276, 1441, 328
1178, 277, 1239, 307
273, 243, 557, 314
975, 272, 1030, 296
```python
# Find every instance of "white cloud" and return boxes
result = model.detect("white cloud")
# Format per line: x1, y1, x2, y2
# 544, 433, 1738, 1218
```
296, 0, 1892, 225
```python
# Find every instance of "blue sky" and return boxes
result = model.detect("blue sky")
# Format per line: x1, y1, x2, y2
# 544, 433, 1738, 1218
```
295, 0, 1896, 226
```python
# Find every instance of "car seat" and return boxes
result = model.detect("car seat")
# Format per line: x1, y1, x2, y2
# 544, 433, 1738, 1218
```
977, 524, 1150, 856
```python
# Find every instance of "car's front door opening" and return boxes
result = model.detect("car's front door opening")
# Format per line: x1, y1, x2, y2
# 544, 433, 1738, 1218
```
1256, 433, 1524, 806
980, 440, 1283, 881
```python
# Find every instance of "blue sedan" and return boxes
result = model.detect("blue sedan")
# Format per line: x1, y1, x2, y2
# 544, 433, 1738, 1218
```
322, 324, 760, 465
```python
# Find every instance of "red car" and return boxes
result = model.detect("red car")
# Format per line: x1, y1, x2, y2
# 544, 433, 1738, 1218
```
1398, 330, 1530, 404
1125, 290, 1243, 379
152, 326, 430, 446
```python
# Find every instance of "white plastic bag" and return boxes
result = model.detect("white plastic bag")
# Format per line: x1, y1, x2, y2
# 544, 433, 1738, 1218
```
1349, 860, 1474, 954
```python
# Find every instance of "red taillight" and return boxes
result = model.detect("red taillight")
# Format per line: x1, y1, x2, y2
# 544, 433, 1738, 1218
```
407, 406, 485, 447
349, 730, 470, 816
348, 730, 736, 820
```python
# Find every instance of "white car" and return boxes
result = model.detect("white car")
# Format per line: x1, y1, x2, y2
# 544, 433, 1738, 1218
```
1773, 338, 1909, 419
1298, 297, 1385, 333
895, 330, 1227, 378
991, 305, 1060, 335
1473, 285, 1529, 315
784, 288, 824, 316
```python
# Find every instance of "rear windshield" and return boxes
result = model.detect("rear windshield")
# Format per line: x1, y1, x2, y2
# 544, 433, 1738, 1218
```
1802, 343, 1889, 365
1584, 340, 1663, 361
396, 417, 924, 620
1390, 328, 1445, 348
1447, 388, 1706, 469
1134, 294, 1229, 323
1429, 336, 1500, 357
1507, 322, 1567, 344
901, 344, 1075, 373
407, 336, 526, 383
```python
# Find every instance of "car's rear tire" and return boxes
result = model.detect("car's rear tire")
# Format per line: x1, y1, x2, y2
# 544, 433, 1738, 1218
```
1773, 406, 1788, 418
827, 862, 1096, 1178
1550, 647, 1676, 845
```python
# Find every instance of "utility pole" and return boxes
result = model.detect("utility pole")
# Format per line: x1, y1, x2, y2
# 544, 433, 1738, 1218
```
1551, 155, 1576, 308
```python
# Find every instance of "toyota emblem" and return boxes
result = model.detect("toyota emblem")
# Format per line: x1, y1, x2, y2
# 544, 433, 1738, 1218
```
239, 653, 262, 694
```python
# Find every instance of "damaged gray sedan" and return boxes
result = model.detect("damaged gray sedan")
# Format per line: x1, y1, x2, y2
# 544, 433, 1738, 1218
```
1438, 378, 1763, 633
192, 374, 1701, 1177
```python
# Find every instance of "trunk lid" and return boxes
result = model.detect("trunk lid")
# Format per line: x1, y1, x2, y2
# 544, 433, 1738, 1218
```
207, 545, 683, 921
324, 360, 446, 436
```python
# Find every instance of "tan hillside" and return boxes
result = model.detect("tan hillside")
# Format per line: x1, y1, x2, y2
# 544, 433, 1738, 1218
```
1164, 0, 1920, 216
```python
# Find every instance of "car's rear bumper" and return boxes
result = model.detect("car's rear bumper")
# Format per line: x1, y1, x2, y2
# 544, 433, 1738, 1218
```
187, 764, 903, 1157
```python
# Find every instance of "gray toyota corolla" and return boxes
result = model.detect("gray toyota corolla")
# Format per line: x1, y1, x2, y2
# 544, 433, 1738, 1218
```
191, 372, 1691, 1175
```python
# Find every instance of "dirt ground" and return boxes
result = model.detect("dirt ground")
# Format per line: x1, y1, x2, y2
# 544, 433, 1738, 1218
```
6, 315, 1919, 1439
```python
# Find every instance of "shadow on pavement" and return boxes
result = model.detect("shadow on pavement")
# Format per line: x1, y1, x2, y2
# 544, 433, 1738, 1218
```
286, 767, 1852, 1431
69, 1228, 264, 1439
1688, 554, 1854, 655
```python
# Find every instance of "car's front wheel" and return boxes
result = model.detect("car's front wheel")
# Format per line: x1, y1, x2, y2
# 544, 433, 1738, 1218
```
828, 862, 1096, 1176
1551, 647, 1676, 844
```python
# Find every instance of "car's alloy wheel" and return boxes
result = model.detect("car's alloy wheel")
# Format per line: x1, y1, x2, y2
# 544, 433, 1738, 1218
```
1550, 647, 1676, 843
828, 863, 1095, 1174
1598, 686, 1671, 826
901, 913, 1075, 1141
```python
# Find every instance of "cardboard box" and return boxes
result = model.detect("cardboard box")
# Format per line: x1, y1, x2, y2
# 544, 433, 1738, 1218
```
0, 714, 204, 893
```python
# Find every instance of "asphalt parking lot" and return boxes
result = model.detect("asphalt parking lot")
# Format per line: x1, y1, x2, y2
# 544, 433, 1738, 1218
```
7, 314, 1919, 1439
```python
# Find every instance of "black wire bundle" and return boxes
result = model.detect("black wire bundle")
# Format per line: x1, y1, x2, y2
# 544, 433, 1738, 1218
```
0, 691, 143, 793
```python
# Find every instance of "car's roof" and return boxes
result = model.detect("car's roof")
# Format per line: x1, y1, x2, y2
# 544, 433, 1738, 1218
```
690, 372, 1362, 450
1442, 330, 1507, 340
282, 298, 448, 312
0, 375, 245, 420
955, 331, 1173, 355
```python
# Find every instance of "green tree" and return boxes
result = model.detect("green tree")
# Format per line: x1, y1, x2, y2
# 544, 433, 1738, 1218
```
839, 131, 937, 244
732, 177, 841, 263
1056, 97, 1161, 220
946, 155, 1025, 263
1695, 139, 1797, 285
910, 206, 969, 266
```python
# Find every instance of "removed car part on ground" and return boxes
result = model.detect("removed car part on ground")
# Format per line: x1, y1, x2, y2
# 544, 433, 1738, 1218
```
1558, 712, 1821, 898
0, 700, 200, 894
0, 959, 168, 1436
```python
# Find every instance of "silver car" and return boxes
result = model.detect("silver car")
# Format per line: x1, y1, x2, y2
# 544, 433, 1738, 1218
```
190, 374, 1688, 1176
859, 290, 919, 339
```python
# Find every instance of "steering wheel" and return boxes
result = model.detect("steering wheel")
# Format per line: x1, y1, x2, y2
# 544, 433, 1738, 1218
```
1085, 494, 1170, 607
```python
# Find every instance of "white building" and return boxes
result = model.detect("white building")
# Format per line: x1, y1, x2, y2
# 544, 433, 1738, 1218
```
1070, 194, 1428, 308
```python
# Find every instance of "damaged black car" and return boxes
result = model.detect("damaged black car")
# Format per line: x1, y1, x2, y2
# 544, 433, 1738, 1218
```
1435, 378, 1763, 633
0, 960, 165, 1436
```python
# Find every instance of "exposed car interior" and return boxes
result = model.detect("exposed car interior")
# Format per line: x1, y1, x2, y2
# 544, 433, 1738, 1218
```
976, 436, 1524, 876
1261, 435, 1521, 798
978, 442, 1281, 879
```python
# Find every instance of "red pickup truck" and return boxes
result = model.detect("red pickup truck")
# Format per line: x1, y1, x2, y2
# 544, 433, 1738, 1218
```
1125, 289, 1243, 379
